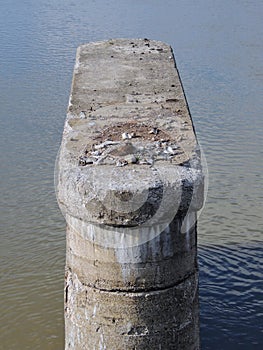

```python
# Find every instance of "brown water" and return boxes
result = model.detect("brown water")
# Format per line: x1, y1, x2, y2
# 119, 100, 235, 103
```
0, 1, 262, 349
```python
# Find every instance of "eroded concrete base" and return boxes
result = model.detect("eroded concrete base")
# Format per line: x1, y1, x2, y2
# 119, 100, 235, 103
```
65, 269, 199, 350
64, 211, 200, 350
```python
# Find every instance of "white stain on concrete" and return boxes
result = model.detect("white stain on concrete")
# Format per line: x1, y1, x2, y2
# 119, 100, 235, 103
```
99, 333, 106, 350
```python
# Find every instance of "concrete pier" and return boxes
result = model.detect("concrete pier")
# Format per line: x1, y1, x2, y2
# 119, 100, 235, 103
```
57, 39, 204, 349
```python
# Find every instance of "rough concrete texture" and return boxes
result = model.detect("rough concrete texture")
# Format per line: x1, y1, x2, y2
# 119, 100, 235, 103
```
58, 39, 203, 349
65, 212, 197, 291
57, 38, 204, 227
65, 268, 199, 350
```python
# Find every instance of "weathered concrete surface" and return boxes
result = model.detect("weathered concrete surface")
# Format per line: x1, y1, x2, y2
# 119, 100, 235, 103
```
65, 269, 199, 350
65, 212, 198, 291
57, 38, 203, 349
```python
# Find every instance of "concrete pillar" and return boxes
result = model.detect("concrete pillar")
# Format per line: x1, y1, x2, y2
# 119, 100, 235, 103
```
57, 39, 204, 350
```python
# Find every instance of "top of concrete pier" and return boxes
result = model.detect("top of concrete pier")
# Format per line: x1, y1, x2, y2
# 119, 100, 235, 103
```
57, 39, 203, 228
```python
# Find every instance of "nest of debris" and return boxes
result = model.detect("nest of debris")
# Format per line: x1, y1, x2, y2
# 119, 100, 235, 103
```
78, 121, 185, 167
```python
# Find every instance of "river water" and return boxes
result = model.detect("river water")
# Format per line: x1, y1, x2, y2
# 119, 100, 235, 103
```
0, 1, 262, 349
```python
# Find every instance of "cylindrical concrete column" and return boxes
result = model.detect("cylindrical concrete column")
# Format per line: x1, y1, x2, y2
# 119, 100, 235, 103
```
57, 39, 204, 350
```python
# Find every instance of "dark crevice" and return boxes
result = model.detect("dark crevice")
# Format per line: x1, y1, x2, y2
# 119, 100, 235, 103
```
78, 269, 198, 295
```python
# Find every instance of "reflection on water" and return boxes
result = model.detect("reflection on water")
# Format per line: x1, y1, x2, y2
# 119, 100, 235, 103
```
0, 0, 262, 349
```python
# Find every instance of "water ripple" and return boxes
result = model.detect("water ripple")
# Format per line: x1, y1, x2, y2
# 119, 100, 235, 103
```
199, 244, 263, 349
